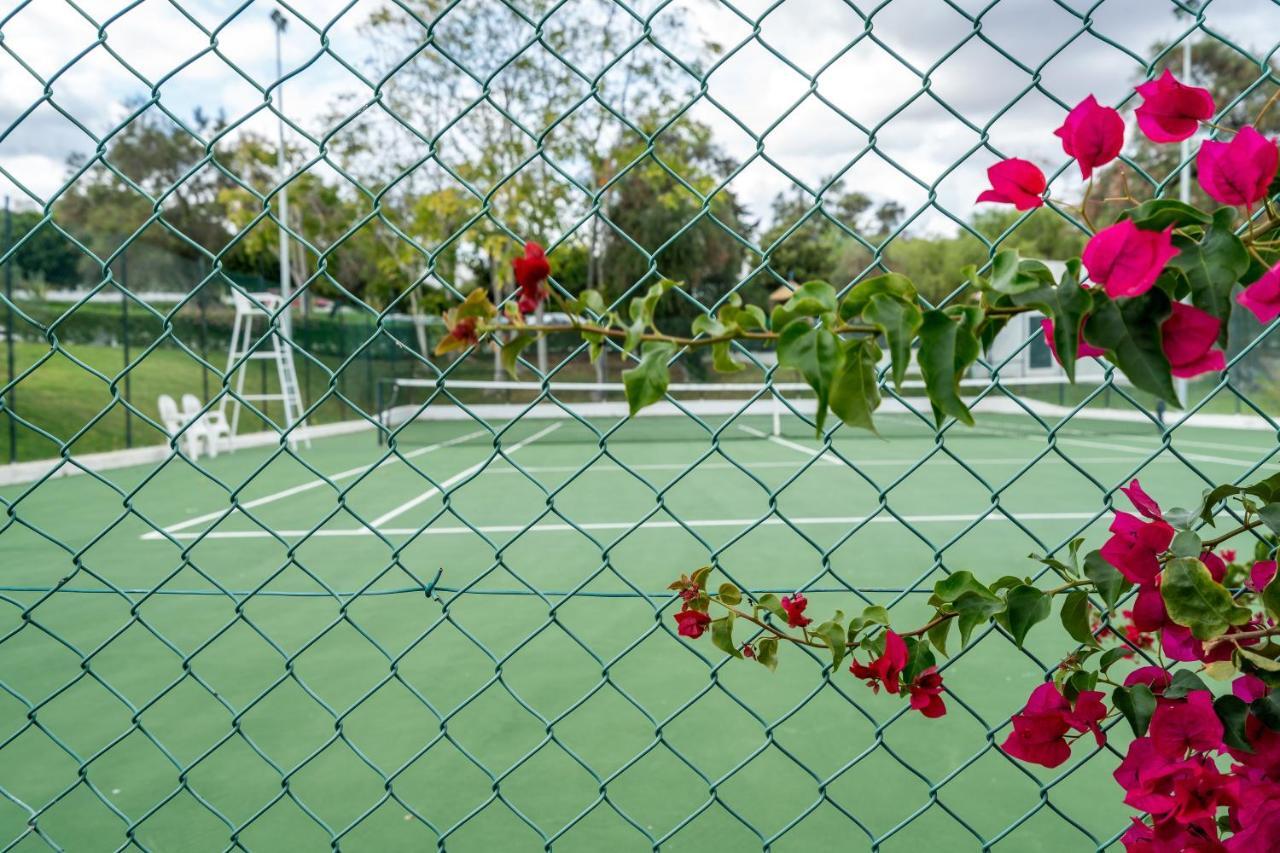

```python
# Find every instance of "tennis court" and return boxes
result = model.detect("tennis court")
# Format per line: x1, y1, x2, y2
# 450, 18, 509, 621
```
3, 388, 1276, 851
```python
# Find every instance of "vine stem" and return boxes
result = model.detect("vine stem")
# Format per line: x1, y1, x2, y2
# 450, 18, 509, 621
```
477, 320, 881, 348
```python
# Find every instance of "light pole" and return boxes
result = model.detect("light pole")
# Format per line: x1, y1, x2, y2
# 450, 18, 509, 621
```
271, 8, 292, 339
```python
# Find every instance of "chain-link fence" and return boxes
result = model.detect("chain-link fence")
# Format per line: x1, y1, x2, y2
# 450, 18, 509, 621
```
2, 1, 1280, 850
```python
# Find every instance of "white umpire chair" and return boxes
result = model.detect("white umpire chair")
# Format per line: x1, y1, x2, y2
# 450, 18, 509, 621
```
181, 394, 231, 457
221, 289, 308, 449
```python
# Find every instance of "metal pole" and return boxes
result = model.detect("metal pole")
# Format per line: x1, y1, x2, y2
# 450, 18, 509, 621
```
1175, 38, 1193, 407
272, 8, 292, 341
4, 197, 15, 463
120, 248, 132, 448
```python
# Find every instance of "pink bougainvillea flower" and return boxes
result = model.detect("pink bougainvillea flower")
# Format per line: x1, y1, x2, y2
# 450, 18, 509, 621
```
1135, 69, 1215, 143
1249, 560, 1278, 592
849, 630, 907, 695
1225, 783, 1280, 851
1201, 551, 1227, 584
1161, 623, 1205, 663
1115, 738, 1182, 813
1162, 302, 1226, 378
673, 609, 711, 639
1100, 510, 1175, 585
1121, 479, 1163, 521
1237, 262, 1280, 324
741, 643, 755, 659
1228, 717, 1280, 781
1055, 95, 1126, 179
1233, 674, 1268, 704
780, 593, 812, 628
445, 316, 479, 347
976, 158, 1046, 210
1040, 318, 1106, 364
1124, 666, 1173, 695
1149, 691, 1224, 759
1221, 549, 1237, 563
1082, 221, 1179, 298
1167, 759, 1236, 825
1197, 126, 1279, 209
1131, 583, 1169, 634
512, 242, 551, 314
1001, 682, 1107, 768
908, 666, 947, 719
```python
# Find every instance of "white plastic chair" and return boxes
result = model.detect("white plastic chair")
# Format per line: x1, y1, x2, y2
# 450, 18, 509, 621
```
182, 394, 231, 457
157, 394, 202, 458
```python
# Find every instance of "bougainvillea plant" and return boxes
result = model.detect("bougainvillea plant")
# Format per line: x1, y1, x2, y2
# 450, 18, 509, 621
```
430, 75, 1280, 848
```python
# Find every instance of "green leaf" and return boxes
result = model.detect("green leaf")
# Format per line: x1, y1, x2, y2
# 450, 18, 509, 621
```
776, 323, 841, 435
718, 583, 742, 606
1125, 198, 1212, 231
1251, 689, 1280, 731
1004, 260, 1094, 383
1186, 473, 1280, 526
829, 338, 881, 433
1060, 591, 1097, 647
771, 281, 838, 330
755, 594, 788, 622
1215, 695, 1254, 753
1098, 647, 1130, 673
813, 618, 848, 669
864, 293, 922, 389
927, 617, 953, 658
1083, 549, 1132, 613
903, 637, 937, 686
1113, 684, 1157, 737
621, 342, 676, 415
629, 279, 674, 329
1259, 503, 1280, 538
952, 590, 1006, 647
711, 341, 744, 373
1169, 208, 1249, 347
1164, 669, 1210, 700
1083, 289, 1179, 404
840, 273, 917, 320
572, 289, 606, 316
988, 249, 1054, 295
1170, 530, 1203, 558
755, 637, 779, 672
917, 309, 980, 427
1161, 557, 1253, 641
933, 571, 993, 604
738, 304, 767, 331
500, 333, 538, 379
1238, 647, 1280, 672
861, 605, 891, 626
690, 566, 712, 589
710, 613, 743, 659
1265, 574, 1280, 623
1002, 585, 1051, 647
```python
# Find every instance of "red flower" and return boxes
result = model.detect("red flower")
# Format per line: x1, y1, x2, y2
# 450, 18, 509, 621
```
1121, 479, 1163, 521
742, 644, 755, 659
908, 666, 946, 718
1135, 69, 1215, 143
1124, 666, 1173, 695
1149, 691, 1224, 759
780, 593, 812, 628
679, 584, 700, 603
1100, 510, 1175, 585
512, 242, 551, 314
1040, 318, 1105, 364
976, 158, 1046, 210
1082, 220, 1179, 299
1161, 624, 1206, 663
445, 316, 479, 347
1226, 783, 1280, 851
1232, 674, 1267, 704
1001, 682, 1106, 768
849, 630, 908, 695
1221, 550, 1237, 564
1054, 95, 1125, 179
1249, 560, 1278, 592
1237, 262, 1280, 325
674, 609, 711, 639
1201, 551, 1228, 583
1162, 302, 1226, 378
1197, 126, 1279, 209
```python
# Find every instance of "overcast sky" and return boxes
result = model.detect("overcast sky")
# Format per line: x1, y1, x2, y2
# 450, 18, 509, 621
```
2, 0, 1278, 238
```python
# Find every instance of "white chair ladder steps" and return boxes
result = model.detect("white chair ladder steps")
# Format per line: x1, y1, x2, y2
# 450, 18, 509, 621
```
222, 290, 310, 448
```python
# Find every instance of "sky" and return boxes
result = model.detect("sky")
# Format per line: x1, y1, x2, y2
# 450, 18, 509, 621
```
1, 0, 1279, 239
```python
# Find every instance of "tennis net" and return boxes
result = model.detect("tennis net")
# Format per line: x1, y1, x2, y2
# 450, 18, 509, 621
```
377, 375, 1176, 446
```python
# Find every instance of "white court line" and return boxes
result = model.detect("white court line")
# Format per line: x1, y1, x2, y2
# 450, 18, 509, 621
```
152, 428, 489, 537
738, 424, 842, 465
480, 457, 1149, 475
1024, 434, 1269, 468
366, 423, 563, 528
151, 511, 1105, 540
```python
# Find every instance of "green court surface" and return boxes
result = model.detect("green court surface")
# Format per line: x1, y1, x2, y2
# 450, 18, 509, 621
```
2, 411, 1277, 851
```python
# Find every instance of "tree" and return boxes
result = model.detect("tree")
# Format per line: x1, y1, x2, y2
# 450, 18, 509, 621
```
757, 180, 873, 287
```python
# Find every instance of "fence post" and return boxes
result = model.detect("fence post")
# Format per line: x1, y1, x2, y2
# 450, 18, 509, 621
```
4, 197, 14, 464
120, 246, 132, 449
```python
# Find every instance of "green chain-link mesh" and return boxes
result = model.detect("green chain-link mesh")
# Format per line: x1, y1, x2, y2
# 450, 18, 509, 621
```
2, 1, 1279, 850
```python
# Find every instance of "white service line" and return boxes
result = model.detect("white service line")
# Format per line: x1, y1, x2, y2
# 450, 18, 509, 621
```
153, 511, 1104, 541
480, 456, 1149, 475
366, 422, 563, 528
738, 424, 843, 465
149, 428, 490, 538
1025, 434, 1267, 467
